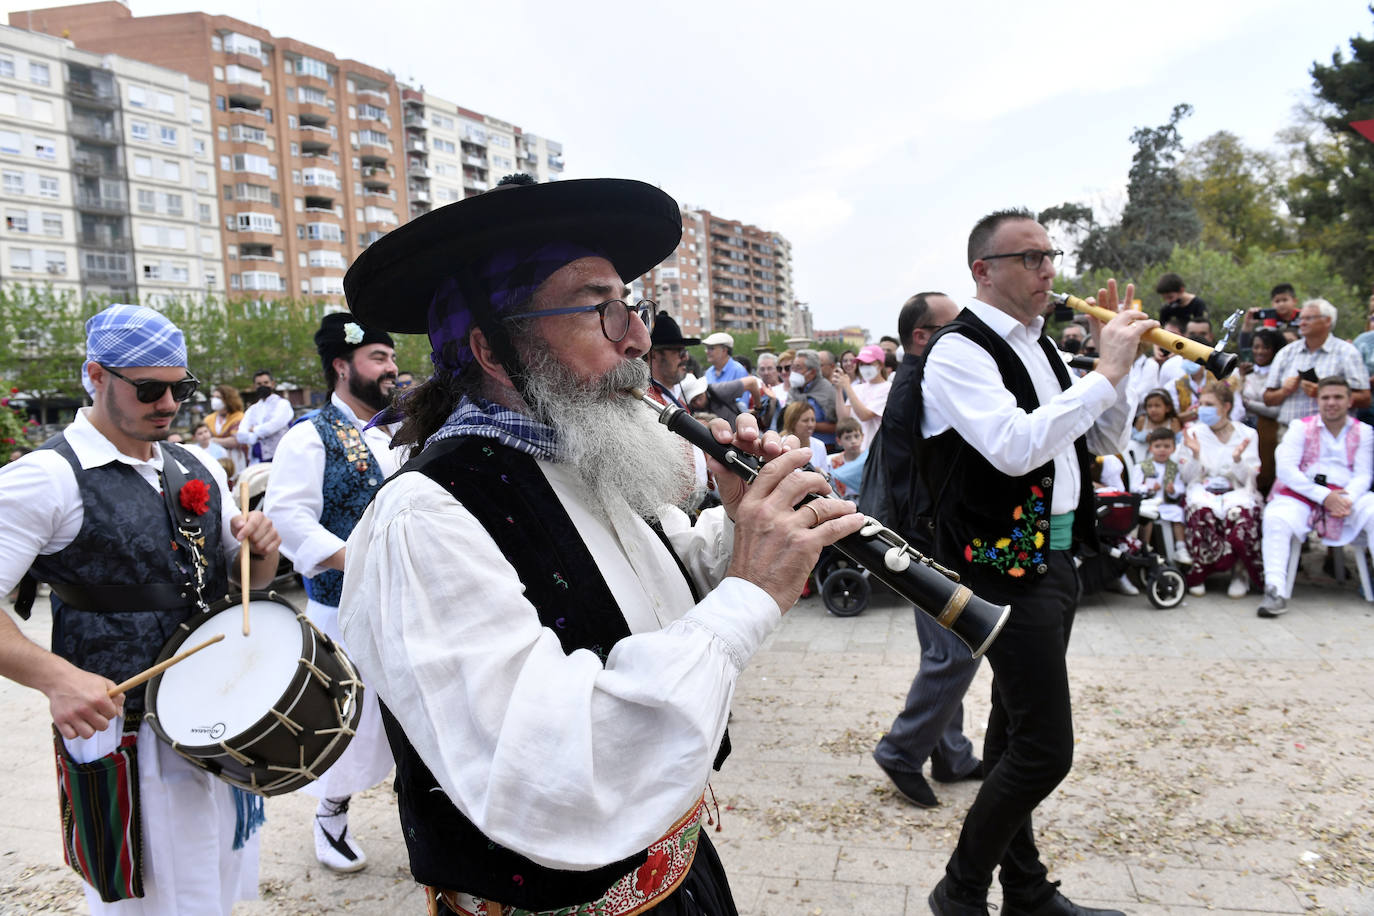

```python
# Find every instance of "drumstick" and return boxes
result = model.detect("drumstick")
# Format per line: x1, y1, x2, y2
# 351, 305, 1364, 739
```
107, 634, 225, 698
239, 477, 251, 636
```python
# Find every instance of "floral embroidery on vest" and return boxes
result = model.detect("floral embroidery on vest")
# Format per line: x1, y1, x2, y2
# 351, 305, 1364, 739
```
962, 485, 1047, 578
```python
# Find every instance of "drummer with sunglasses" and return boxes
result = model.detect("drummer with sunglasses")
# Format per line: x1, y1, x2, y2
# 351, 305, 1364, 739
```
0, 304, 281, 914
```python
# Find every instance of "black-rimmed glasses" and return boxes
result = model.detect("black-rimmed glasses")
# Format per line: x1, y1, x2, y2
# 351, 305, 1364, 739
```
503, 299, 655, 342
100, 365, 200, 403
980, 249, 1063, 270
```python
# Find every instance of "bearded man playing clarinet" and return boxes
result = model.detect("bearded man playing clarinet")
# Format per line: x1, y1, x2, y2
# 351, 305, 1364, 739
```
915, 209, 1155, 916
337, 174, 866, 916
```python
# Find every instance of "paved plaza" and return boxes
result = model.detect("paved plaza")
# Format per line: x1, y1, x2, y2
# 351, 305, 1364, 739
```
2, 556, 1372, 915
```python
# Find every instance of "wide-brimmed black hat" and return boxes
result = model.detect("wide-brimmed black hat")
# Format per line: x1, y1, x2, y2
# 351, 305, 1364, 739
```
344, 177, 682, 335
650, 310, 700, 348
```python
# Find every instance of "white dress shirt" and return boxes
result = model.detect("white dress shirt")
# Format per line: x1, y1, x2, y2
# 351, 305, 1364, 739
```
1275, 416, 1373, 501
240, 393, 294, 461
0, 409, 240, 594
263, 394, 401, 579
338, 461, 779, 872
921, 298, 1133, 515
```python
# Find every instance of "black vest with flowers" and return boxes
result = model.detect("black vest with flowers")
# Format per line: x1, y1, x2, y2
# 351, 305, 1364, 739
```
911, 309, 1097, 582
378, 436, 720, 910
28, 437, 226, 714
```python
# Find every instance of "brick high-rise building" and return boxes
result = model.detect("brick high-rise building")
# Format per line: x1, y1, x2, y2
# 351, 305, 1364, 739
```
641, 206, 794, 341
13, 1, 407, 302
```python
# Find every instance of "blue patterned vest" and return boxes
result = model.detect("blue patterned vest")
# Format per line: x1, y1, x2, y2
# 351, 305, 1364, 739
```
28, 436, 227, 715
303, 401, 384, 607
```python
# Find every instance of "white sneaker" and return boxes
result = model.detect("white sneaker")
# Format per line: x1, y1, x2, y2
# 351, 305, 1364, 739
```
1188, 583, 1206, 597
314, 797, 367, 873
1108, 573, 1140, 596
1174, 545, 1193, 565
1227, 570, 1250, 599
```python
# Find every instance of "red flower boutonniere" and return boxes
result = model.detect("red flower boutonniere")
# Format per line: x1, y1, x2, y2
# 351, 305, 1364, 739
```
179, 479, 211, 515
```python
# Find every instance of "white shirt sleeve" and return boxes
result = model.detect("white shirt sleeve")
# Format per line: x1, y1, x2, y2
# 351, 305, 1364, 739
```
922, 333, 1119, 477
338, 473, 779, 871
262, 421, 339, 578
1274, 422, 1325, 501
0, 452, 81, 594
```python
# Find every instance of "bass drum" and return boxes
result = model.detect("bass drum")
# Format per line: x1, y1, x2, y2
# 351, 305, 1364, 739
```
144, 590, 363, 797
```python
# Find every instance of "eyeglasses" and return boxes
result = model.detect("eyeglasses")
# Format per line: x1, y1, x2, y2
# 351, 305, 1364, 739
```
100, 364, 200, 403
503, 299, 655, 342
778, 364, 792, 373
980, 249, 1063, 270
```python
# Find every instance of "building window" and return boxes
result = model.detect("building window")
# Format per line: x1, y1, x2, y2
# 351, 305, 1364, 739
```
29, 62, 50, 86
4, 170, 23, 194
41, 211, 60, 235
160, 160, 181, 181
193, 138, 207, 156
134, 155, 153, 177
38, 175, 58, 198
44, 250, 64, 273
131, 121, 150, 142
198, 202, 212, 223
160, 125, 177, 146
0, 56, 15, 79
162, 192, 184, 216
6, 210, 28, 232
216, 95, 226, 110
143, 262, 161, 280
156, 92, 175, 114
0, 130, 19, 155
137, 189, 156, 212
191, 106, 205, 124
33, 138, 55, 160
10, 247, 31, 270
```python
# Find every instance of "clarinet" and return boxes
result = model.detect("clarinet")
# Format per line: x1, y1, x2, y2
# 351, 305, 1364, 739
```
631, 389, 1010, 659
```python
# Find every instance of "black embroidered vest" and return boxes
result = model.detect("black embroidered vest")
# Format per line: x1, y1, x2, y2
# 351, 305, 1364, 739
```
27, 437, 227, 714
379, 436, 722, 910
911, 309, 1097, 582
304, 402, 384, 608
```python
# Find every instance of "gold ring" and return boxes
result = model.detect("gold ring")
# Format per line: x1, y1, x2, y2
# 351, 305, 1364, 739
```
799, 503, 822, 528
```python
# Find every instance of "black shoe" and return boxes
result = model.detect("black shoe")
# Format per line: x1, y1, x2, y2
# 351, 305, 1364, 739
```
931, 757, 984, 783
875, 757, 938, 807
1002, 888, 1125, 916
928, 876, 989, 915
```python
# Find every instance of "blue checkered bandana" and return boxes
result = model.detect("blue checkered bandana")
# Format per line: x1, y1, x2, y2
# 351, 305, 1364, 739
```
82, 304, 187, 398
427, 242, 604, 377
425, 394, 557, 461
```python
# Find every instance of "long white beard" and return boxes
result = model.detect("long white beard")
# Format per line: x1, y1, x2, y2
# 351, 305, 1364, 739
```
520, 347, 699, 519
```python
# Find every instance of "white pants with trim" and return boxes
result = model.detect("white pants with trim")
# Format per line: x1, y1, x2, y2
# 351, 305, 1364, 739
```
1262, 493, 1374, 592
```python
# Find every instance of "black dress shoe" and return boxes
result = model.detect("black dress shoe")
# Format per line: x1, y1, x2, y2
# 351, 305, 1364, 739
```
875, 758, 938, 807
1002, 889, 1125, 916
928, 876, 989, 915
931, 757, 984, 783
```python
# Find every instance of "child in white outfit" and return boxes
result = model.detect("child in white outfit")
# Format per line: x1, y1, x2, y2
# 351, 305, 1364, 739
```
1130, 427, 1190, 563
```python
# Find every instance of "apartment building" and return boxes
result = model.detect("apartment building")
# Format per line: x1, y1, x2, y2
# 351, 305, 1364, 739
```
400, 86, 563, 220
13, 2, 406, 302
0, 24, 221, 303
641, 206, 794, 340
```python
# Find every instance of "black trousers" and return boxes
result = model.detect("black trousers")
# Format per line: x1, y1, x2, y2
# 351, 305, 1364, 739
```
434, 833, 737, 916
944, 549, 1079, 906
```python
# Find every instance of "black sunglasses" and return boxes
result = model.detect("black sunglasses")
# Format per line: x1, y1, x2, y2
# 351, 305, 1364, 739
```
101, 364, 200, 403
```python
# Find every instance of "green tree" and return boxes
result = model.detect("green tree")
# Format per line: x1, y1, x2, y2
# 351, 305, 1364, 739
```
1286, 11, 1374, 295
0, 285, 104, 424
1180, 131, 1290, 256
1043, 104, 1202, 275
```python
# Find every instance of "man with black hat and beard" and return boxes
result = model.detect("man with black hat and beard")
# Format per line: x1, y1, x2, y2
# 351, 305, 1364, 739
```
261, 312, 400, 873
336, 174, 867, 916
646, 310, 698, 409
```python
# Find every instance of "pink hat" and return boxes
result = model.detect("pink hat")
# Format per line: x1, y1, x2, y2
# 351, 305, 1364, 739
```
857, 344, 886, 364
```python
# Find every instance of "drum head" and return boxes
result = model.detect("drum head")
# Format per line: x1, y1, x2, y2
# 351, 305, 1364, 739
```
153, 600, 303, 745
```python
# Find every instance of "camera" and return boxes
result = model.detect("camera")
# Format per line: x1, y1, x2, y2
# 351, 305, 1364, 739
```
1314, 474, 1328, 486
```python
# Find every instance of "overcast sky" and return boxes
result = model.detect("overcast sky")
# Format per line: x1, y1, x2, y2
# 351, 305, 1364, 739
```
7, 0, 1370, 337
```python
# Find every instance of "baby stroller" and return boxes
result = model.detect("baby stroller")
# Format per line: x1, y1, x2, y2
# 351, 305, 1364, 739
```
1093, 490, 1186, 609
811, 545, 872, 616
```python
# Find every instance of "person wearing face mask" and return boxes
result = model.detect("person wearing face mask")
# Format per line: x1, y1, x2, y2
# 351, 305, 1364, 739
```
1177, 384, 1262, 598
1170, 345, 1244, 427
206, 383, 246, 477
237, 370, 293, 463
788, 349, 838, 450
832, 344, 890, 451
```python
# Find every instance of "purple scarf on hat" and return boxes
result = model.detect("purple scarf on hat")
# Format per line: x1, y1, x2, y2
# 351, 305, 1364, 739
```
427, 242, 604, 375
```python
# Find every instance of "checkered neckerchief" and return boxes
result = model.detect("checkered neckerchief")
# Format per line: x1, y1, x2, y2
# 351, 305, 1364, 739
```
424, 395, 557, 461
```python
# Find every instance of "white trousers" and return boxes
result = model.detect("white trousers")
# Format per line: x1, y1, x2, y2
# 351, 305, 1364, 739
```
301, 597, 394, 801
1262, 493, 1374, 591
65, 720, 259, 916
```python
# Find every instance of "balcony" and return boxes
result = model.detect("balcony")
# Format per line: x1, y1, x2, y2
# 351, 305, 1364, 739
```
548, 155, 564, 170
75, 192, 128, 214
403, 113, 426, 129
359, 230, 386, 247
228, 106, 265, 123
72, 158, 124, 179
462, 176, 489, 192
408, 187, 430, 203
407, 139, 427, 154
361, 137, 394, 154
401, 87, 424, 105
79, 233, 133, 251
461, 130, 487, 147
66, 81, 119, 109
304, 193, 335, 211
227, 87, 264, 107
70, 119, 119, 145
407, 162, 430, 178
463, 154, 486, 168
362, 189, 394, 201
239, 242, 274, 260
358, 87, 389, 105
